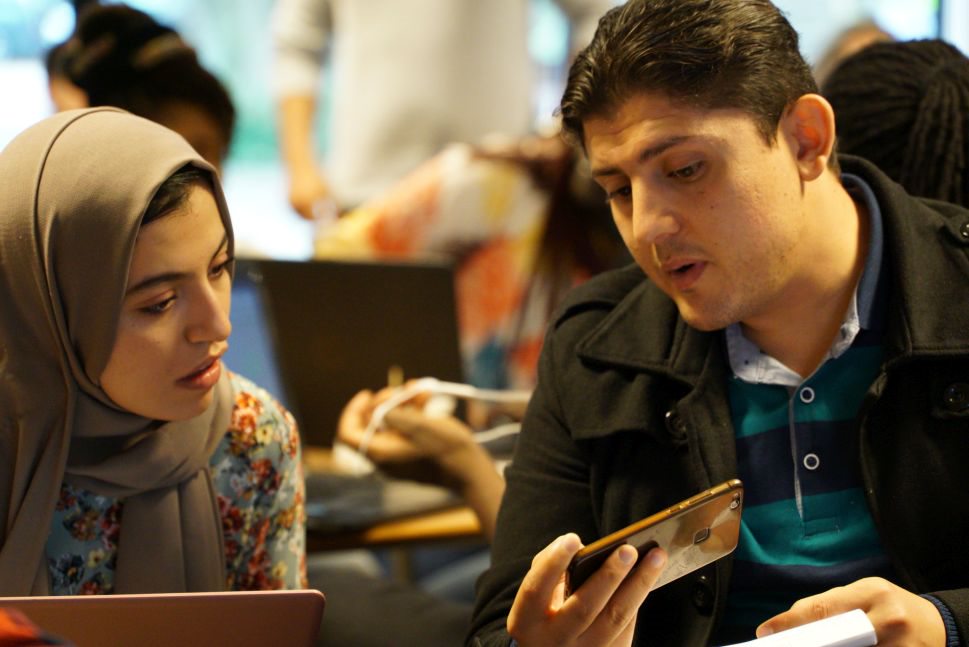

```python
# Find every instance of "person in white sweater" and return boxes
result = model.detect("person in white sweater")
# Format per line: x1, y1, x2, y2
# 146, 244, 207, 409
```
271, 0, 615, 217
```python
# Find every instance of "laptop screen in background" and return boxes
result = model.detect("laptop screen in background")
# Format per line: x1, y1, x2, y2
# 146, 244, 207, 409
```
225, 260, 289, 408
226, 258, 464, 448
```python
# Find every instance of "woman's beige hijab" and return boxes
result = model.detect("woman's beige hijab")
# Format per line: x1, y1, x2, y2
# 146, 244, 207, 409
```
0, 107, 235, 595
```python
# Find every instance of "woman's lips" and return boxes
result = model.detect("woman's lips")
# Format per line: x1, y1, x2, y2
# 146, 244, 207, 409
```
177, 357, 222, 390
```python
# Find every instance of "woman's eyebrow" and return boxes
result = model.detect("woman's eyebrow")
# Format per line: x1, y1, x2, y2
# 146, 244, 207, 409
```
209, 233, 229, 264
125, 234, 230, 297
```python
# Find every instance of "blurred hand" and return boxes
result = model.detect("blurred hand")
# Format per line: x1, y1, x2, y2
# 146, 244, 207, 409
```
756, 577, 945, 646
507, 534, 667, 647
337, 387, 478, 485
288, 162, 332, 220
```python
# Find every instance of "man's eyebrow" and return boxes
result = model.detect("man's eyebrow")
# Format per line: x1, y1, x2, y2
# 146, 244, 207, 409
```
591, 135, 693, 178
125, 234, 230, 297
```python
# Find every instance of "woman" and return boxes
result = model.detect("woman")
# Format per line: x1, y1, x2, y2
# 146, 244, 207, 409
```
822, 38, 969, 208
0, 108, 305, 595
326, 134, 627, 533
315, 135, 625, 391
46, 3, 235, 173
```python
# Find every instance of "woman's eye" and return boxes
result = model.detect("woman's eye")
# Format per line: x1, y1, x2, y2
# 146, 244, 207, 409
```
210, 257, 235, 278
140, 297, 175, 315
669, 161, 704, 180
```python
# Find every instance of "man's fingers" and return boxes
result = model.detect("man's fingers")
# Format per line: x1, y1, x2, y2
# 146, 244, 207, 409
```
757, 584, 861, 637
572, 546, 666, 643
508, 534, 583, 634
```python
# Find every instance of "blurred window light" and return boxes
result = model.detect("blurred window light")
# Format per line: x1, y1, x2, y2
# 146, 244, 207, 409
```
38, 1, 74, 48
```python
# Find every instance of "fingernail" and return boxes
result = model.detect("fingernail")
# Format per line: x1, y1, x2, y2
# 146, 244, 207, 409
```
756, 627, 772, 637
647, 549, 666, 568
559, 533, 581, 552
617, 545, 637, 565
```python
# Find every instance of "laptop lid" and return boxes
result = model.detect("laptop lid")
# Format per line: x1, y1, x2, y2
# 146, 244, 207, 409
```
234, 258, 464, 447
0, 589, 324, 647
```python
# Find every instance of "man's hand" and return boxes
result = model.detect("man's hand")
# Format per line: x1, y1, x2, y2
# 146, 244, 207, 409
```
507, 533, 667, 647
756, 577, 946, 646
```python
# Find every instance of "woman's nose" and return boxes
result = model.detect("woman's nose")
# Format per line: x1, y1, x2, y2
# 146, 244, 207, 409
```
185, 284, 232, 344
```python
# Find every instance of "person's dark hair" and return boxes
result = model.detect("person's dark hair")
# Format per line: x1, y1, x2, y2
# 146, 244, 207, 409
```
44, 40, 71, 78
560, 0, 817, 149
143, 165, 212, 226
822, 39, 969, 208
56, 4, 235, 160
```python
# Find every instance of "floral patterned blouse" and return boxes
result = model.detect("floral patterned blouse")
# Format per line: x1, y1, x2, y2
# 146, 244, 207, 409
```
44, 371, 307, 594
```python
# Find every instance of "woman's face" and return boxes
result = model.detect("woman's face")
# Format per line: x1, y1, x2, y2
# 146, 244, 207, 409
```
155, 101, 227, 175
100, 184, 233, 421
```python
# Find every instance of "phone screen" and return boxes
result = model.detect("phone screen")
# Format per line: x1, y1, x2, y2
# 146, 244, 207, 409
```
566, 479, 743, 596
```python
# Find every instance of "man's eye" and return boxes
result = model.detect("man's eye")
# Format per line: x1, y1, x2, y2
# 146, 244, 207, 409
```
605, 186, 632, 203
669, 161, 704, 180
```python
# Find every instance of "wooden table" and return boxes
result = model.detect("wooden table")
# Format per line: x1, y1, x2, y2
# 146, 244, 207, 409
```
306, 505, 482, 552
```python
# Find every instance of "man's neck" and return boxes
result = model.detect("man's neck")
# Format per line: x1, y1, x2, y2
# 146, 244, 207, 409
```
742, 176, 870, 378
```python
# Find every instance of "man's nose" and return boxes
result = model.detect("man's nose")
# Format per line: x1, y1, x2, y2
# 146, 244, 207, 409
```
631, 186, 679, 246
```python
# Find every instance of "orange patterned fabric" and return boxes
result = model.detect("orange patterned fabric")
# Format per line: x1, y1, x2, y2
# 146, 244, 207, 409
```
316, 143, 585, 389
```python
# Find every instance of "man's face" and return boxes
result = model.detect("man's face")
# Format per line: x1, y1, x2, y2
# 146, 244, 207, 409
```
584, 92, 809, 332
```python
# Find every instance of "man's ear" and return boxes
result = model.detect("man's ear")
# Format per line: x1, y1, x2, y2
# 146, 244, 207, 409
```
779, 94, 836, 181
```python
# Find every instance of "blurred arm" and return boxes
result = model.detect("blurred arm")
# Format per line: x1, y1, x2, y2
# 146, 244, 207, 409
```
271, 0, 333, 219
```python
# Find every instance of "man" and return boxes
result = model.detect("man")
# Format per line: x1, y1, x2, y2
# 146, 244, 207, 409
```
469, 1, 969, 645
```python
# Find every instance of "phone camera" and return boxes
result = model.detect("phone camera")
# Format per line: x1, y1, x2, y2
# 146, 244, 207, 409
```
693, 527, 711, 544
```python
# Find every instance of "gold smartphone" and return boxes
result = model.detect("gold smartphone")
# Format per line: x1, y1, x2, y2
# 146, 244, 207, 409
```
566, 479, 743, 596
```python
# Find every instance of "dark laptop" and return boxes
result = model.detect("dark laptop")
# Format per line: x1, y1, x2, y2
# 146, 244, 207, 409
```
225, 257, 464, 532
235, 257, 465, 447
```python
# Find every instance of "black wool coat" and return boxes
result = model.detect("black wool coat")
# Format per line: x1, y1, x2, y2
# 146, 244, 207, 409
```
469, 156, 969, 646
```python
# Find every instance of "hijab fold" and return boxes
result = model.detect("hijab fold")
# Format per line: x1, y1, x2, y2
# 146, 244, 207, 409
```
0, 108, 234, 595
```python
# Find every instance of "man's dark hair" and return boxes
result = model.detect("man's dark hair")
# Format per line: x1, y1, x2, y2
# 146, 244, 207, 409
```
823, 39, 969, 208
560, 0, 817, 149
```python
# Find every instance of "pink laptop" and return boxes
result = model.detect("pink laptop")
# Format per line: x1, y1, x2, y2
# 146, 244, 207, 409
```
0, 589, 325, 647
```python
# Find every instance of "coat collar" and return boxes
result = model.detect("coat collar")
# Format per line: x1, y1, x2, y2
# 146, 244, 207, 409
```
575, 275, 714, 386
852, 155, 969, 361
576, 156, 969, 380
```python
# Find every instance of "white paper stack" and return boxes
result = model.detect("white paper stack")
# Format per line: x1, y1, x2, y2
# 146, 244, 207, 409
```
720, 609, 877, 647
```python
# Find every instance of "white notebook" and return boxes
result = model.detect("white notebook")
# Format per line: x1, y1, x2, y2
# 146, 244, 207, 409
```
721, 609, 877, 647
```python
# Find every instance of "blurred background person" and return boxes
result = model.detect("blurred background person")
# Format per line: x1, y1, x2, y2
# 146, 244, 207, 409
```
44, 41, 87, 111
315, 133, 628, 393
811, 18, 894, 86
823, 38, 969, 208
318, 129, 629, 633
46, 3, 235, 173
271, 0, 617, 218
